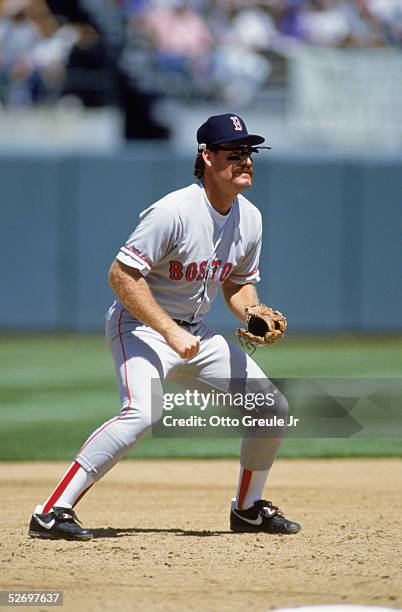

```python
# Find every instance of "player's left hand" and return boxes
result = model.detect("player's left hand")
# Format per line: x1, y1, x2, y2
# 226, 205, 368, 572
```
236, 304, 287, 348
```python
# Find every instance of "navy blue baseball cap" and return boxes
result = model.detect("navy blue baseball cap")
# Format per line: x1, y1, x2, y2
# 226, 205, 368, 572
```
197, 113, 265, 149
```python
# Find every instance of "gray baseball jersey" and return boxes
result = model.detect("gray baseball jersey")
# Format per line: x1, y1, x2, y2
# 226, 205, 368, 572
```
115, 181, 262, 323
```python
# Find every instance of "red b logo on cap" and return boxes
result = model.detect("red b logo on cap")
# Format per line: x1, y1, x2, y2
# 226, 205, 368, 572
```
230, 116, 243, 131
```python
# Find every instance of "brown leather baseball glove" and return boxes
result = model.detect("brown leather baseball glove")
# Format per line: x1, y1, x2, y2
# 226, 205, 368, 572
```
236, 304, 287, 349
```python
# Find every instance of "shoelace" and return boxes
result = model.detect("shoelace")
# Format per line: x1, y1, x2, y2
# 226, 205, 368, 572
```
259, 500, 284, 518
53, 507, 81, 523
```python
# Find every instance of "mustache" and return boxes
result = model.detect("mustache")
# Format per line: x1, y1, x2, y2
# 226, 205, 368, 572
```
234, 166, 254, 177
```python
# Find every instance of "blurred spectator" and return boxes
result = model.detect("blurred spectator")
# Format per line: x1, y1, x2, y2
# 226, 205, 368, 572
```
292, 0, 388, 47
279, 0, 307, 39
362, 0, 402, 44
145, 1, 212, 57
0, 0, 64, 105
365, 0, 402, 24
296, 0, 359, 46
225, 5, 288, 54
213, 5, 273, 104
44, 0, 108, 107
141, 0, 213, 97
0, 0, 104, 106
118, 0, 172, 138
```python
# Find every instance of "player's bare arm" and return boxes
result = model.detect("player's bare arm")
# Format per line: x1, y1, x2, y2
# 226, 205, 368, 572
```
108, 260, 200, 359
221, 278, 259, 322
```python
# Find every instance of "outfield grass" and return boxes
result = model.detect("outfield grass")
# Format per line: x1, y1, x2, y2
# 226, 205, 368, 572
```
0, 333, 401, 460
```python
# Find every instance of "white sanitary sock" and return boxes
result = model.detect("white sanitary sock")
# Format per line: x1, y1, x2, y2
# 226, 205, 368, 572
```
42, 462, 94, 512
235, 467, 269, 510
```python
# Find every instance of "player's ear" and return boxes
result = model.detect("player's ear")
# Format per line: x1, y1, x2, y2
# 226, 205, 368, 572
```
202, 148, 214, 168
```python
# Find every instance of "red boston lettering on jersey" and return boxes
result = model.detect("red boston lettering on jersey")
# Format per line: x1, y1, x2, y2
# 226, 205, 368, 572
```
210, 260, 222, 280
169, 260, 233, 282
220, 262, 233, 281
169, 260, 184, 280
185, 262, 197, 282
196, 261, 208, 281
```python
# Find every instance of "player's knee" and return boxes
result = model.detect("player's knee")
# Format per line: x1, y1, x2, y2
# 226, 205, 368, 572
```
118, 403, 163, 443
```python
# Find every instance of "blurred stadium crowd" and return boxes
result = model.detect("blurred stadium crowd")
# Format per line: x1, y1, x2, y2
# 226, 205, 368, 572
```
1, 0, 402, 139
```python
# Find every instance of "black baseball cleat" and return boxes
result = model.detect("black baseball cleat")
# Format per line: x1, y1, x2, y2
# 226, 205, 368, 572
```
230, 499, 301, 534
28, 505, 94, 541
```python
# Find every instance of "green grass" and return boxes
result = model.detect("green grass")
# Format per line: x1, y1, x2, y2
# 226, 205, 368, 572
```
0, 333, 401, 460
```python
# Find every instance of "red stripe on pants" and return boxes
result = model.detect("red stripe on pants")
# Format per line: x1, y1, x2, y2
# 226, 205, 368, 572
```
238, 468, 252, 510
75, 310, 132, 457
43, 462, 81, 513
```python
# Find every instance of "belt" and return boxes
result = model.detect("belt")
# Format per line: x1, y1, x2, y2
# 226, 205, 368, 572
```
174, 318, 192, 326
173, 318, 200, 331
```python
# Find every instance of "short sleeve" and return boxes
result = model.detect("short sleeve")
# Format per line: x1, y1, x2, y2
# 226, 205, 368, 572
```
116, 207, 178, 276
228, 227, 262, 285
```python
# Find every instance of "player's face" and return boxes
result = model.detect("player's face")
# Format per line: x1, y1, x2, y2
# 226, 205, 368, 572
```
210, 143, 255, 190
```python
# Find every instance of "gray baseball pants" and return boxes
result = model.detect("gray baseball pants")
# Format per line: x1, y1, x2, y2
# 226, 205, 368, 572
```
75, 306, 289, 480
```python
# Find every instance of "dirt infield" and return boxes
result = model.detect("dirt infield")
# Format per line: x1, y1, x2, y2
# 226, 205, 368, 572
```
1, 459, 401, 612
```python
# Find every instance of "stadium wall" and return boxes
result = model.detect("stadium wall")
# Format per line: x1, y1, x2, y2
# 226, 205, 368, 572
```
1, 150, 400, 332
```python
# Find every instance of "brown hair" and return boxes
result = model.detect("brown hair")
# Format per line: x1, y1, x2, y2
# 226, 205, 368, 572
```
193, 153, 205, 180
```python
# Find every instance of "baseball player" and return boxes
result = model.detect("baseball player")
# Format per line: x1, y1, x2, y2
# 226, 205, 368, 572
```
28, 113, 301, 540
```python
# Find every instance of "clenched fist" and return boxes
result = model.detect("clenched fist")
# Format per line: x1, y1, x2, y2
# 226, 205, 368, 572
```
164, 326, 201, 360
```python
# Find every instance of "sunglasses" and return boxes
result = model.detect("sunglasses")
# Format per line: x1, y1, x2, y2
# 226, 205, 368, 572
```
199, 143, 271, 161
